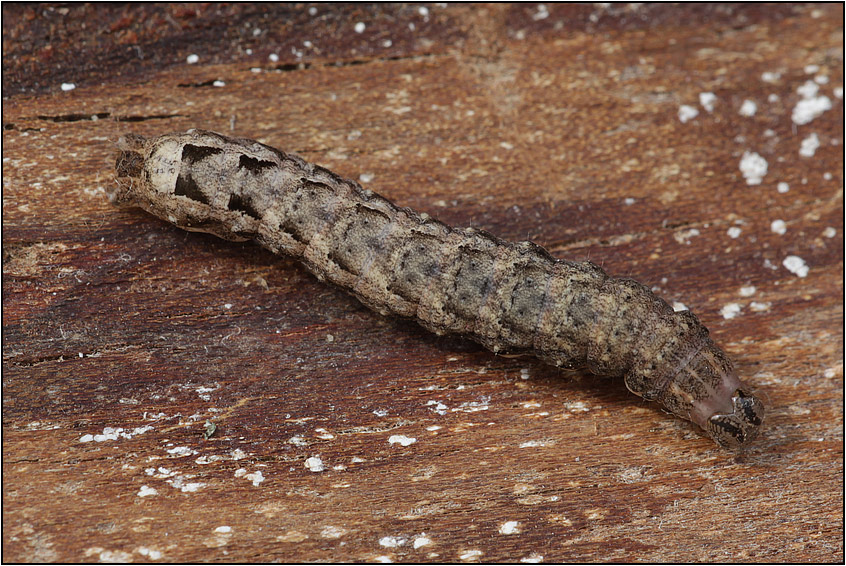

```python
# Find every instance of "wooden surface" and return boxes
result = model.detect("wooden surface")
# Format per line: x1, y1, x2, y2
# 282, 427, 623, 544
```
3, 3, 843, 563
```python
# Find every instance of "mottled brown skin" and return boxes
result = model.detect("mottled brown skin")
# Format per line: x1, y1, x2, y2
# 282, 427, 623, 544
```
113, 129, 765, 448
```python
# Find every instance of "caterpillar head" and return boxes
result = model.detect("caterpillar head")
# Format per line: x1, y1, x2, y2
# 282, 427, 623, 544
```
705, 388, 766, 450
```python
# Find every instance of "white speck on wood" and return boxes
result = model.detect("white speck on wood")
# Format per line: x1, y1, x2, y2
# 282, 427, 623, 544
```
798, 80, 820, 98
799, 133, 821, 157
388, 435, 417, 446
793, 79, 831, 122
771, 219, 787, 235
720, 303, 742, 320
413, 535, 432, 549
136, 547, 162, 560
739, 99, 757, 116
678, 104, 698, 123
137, 485, 158, 497
739, 286, 757, 297
739, 151, 768, 185
699, 92, 717, 112
727, 226, 742, 239
305, 456, 325, 472
673, 228, 700, 245
379, 536, 406, 548
499, 521, 521, 534
761, 71, 780, 83
320, 525, 347, 539
783, 255, 809, 277
564, 400, 590, 412
243, 470, 265, 486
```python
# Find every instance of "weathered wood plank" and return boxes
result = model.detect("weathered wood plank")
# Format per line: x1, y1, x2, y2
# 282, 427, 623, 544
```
3, 3, 842, 563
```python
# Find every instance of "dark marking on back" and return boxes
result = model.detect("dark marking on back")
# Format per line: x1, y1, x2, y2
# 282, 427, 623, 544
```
227, 194, 261, 219
239, 154, 276, 174
175, 173, 209, 204
182, 144, 223, 164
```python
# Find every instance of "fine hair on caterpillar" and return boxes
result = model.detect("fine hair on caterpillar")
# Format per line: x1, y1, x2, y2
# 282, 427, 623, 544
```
112, 129, 765, 449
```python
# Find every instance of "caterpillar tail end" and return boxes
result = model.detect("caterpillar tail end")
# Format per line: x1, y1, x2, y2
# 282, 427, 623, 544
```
664, 341, 766, 450
111, 133, 147, 205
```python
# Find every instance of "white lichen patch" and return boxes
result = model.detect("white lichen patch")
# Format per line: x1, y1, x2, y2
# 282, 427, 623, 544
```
79, 425, 154, 443
520, 554, 544, 564
413, 534, 432, 549
799, 133, 821, 157
137, 485, 158, 497
792, 80, 832, 125
379, 536, 407, 548
761, 71, 781, 83
214, 526, 232, 534
720, 303, 742, 320
749, 301, 771, 312
777, 182, 790, 193
195, 454, 224, 465
314, 428, 335, 440
320, 525, 348, 539
499, 521, 521, 535
699, 92, 717, 112
167, 476, 206, 492
426, 400, 449, 415
459, 549, 484, 561
136, 546, 162, 560
234, 469, 265, 486
452, 400, 489, 413
167, 446, 198, 457
739, 151, 768, 185
739, 286, 757, 297
727, 226, 742, 239
783, 255, 809, 277
797, 79, 820, 99
563, 400, 590, 412
388, 435, 417, 447
739, 99, 757, 116
519, 439, 554, 448
673, 228, 700, 245
678, 105, 699, 123
305, 456, 325, 472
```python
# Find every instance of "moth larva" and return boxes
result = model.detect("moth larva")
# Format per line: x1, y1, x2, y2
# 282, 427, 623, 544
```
113, 129, 765, 449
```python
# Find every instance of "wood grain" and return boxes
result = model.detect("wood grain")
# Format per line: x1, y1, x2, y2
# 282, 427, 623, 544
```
3, 3, 843, 563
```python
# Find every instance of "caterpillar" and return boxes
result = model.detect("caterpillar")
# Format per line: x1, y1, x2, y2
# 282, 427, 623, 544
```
112, 129, 765, 449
